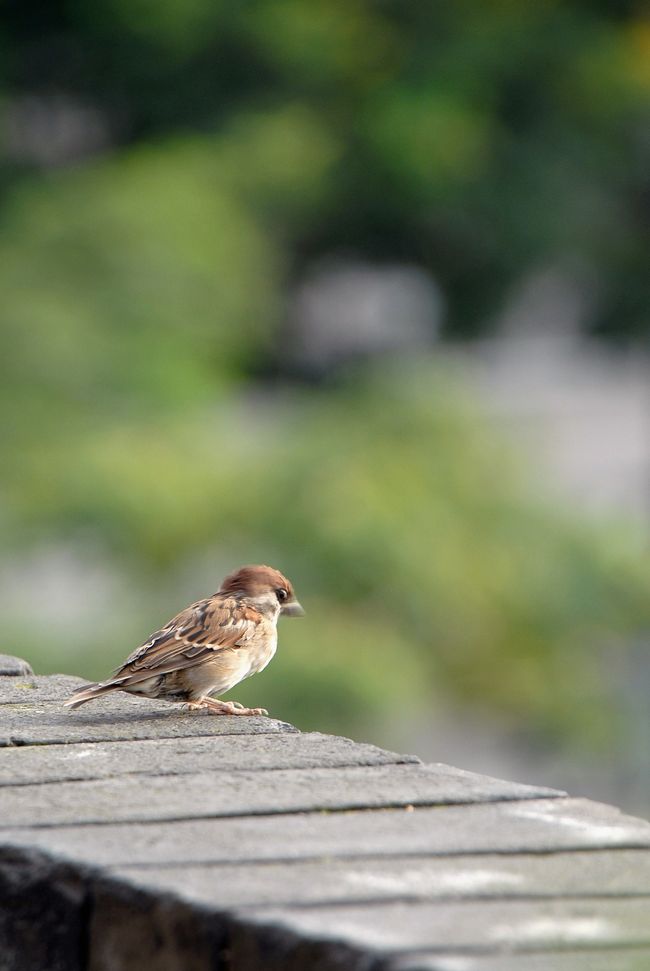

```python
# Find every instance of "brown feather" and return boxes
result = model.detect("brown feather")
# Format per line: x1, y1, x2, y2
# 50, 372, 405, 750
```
65, 596, 263, 703
219, 565, 294, 599
64, 563, 301, 711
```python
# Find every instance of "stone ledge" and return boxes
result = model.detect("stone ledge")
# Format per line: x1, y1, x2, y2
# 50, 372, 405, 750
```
1, 659, 649, 971
0, 763, 562, 829
0, 733, 420, 786
109, 848, 650, 909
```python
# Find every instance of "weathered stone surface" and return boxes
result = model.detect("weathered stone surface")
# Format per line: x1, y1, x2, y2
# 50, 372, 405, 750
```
0, 673, 83, 703
389, 949, 650, 971
2, 666, 650, 970
0, 654, 34, 677
0, 732, 419, 786
0, 764, 562, 828
3, 798, 649, 868
0, 695, 297, 746
0, 845, 87, 971
110, 849, 650, 909
87, 875, 223, 971
226, 916, 386, 971
243, 897, 650, 952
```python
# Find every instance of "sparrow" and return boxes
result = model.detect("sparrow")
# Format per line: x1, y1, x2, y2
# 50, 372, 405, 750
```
64, 565, 304, 716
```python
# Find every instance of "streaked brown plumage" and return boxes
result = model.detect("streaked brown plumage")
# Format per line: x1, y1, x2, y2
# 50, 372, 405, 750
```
64, 565, 304, 716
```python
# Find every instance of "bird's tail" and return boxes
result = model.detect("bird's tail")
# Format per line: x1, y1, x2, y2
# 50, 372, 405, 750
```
63, 680, 123, 709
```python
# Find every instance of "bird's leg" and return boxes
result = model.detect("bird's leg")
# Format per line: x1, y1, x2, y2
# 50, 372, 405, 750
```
187, 697, 268, 716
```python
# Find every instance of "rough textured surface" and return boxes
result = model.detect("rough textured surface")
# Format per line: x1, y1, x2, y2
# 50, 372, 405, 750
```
0, 673, 80, 702
0, 732, 419, 786
0, 764, 563, 828
3, 797, 647, 867
110, 849, 650, 908
0, 696, 297, 746
0, 846, 87, 971
87, 877, 224, 971
0, 660, 649, 971
225, 917, 383, 971
243, 897, 650, 950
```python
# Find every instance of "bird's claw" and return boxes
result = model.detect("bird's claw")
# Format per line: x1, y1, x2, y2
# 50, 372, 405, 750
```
228, 703, 269, 716
187, 698, 269, 717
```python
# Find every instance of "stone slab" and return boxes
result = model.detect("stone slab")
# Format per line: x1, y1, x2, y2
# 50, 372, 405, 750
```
2, 798, 649, 867
87, 874, 224, 971
244, 897, 650, 952
0, 656, 34, 677
0, 733, 419, 787
111, 849, 650, 909
0, 764, 563, 828
0, 673, 83, 704
225, 915, 393, 971
389, 949, 650, 971
0, 845, 87, 971
2, 668, 649, 970
0, 696, 297, 746
89, 874, 375, 971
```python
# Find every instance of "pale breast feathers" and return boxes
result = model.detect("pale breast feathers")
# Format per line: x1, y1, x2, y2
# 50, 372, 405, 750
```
114, 597, 261, 678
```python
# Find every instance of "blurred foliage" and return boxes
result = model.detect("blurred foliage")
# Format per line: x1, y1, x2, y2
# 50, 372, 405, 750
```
1, 0, 648, 337
0, 1, 649, 748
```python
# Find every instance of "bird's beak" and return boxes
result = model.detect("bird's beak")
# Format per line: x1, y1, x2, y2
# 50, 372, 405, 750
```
281, 600, 305, 618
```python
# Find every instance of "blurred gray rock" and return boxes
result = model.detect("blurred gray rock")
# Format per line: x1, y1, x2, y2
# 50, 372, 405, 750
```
4, 94, 111, 168
289, 260, 442, 373
0, 655, 34, 677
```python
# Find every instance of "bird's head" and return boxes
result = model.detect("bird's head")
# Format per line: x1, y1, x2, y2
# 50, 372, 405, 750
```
219, 565, 305, 617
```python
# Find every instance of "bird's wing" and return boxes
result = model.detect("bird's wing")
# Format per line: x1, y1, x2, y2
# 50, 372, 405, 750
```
109, 596, 261, 682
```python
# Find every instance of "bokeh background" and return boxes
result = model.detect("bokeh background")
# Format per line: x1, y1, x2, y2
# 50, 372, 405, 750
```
2, 1, 649, 814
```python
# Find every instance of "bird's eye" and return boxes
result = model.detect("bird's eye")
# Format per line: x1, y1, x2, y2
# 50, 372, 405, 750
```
276, 588, 288, 602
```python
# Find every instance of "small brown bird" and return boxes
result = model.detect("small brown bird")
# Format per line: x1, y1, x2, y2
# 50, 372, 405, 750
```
64, 565, 303, 716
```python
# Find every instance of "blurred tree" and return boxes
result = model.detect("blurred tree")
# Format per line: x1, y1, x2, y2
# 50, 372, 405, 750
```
1, 0, 648, 337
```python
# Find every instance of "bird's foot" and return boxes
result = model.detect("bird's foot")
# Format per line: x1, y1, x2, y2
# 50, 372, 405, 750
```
188, 697, 268, 716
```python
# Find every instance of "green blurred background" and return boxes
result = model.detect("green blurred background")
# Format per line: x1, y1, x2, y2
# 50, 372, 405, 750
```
1, 1, 649, 812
